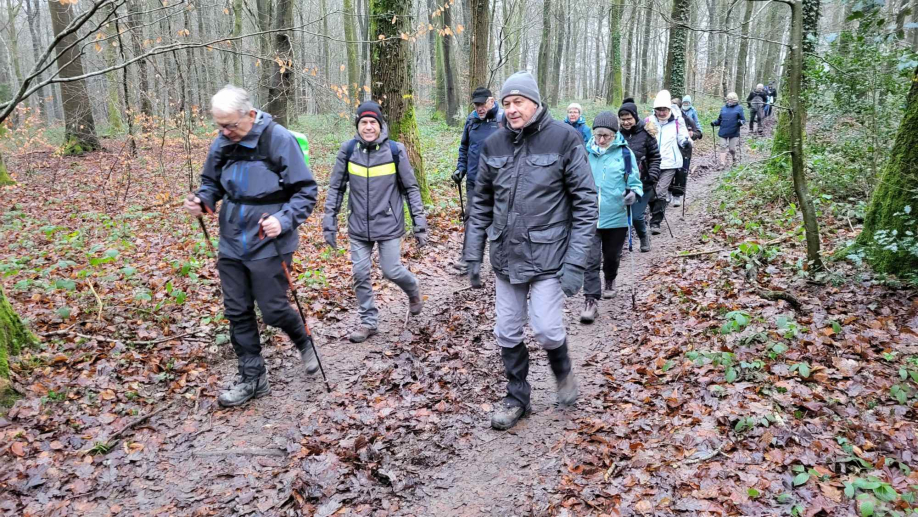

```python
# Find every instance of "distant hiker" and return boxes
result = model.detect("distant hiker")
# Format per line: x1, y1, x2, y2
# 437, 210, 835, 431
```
680, 95, 701, 128
184, 85, 319, 408
765, 81, 778, 118
564, 102, 593, 144
465, 71, 597, 431
618, 99, 661, 252
747, 84, 768, 135
669, 97, 702, 208
712, 92, 746, 169
452, 87, 503, 275
579, 112, 642, 324
644, 89, 689, 235
322, 101, 428, 343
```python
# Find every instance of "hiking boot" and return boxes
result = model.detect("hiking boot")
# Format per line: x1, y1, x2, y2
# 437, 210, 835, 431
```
580, 298, 598, 324
490, 400, 531, 430
671, 195, 682, 207
408, 294, 424, 315
650, 224, 662, 236
218, 373, 270, 408
603, 279, 616, 299
557, 373, 579, 407
349, 326, 378, 343
298, 343, 320, 375
451, 260, 468, 275
639, 233, 651, 252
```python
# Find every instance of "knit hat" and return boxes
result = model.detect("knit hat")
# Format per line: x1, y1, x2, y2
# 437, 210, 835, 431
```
618, 97, 639, 120
682, 95, 692, 106
653, 90, 672, 109
355, 101, 383, 127
500, 71, 542, 106
567, 102, 583, 113
592, 111, 619, 132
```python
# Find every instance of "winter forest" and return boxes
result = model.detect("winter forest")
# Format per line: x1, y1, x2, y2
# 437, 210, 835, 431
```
2, 0, 918, 514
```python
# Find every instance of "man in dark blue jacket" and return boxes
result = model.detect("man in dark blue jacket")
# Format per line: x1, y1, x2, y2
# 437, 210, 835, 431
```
452, 86, 502, 273
184, 85, 318, 408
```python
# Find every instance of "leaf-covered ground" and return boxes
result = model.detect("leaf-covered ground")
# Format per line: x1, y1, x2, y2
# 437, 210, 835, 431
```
1, 116, 917, 516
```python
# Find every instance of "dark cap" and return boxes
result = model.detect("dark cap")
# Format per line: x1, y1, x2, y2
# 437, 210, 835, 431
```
355, 101, 383, 127
471, 87, 492, 104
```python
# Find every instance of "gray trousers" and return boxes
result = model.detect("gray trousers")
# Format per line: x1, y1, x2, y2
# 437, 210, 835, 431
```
494, 276, 566, 350
350, 237, 419, 328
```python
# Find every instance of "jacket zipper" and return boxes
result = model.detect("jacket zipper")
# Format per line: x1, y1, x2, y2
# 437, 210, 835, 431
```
365, 146, 371, 242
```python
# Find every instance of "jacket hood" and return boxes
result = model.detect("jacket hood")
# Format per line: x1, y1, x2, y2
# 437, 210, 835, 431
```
586, 131, 627, 156
218, 110, 273, 148
620, 118, 646, 136
356, 122, 390, 146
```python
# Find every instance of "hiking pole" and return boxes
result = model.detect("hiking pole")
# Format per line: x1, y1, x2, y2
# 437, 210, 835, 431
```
457, 180, 466, 221
187, 194, 217, 256
626, 205, 637, 310
663, 213, 676, 238
259, 215, 332, 393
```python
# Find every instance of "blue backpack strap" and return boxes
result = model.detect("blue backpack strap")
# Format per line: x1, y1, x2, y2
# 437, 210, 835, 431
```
388, 140, 400, 170
344, 138, 359, 163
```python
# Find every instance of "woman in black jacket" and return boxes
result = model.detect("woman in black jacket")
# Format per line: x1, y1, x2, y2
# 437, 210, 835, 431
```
618, 98, 661, 252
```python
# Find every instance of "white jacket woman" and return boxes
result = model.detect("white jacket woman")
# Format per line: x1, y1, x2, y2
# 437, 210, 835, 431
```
645, 101, 689, 170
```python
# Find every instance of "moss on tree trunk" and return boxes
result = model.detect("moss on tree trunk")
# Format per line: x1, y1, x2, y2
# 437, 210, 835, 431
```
370, 0, 431, 205
0, 286, 35, 379
0, 151, 12, 186
856, 66, 918, 275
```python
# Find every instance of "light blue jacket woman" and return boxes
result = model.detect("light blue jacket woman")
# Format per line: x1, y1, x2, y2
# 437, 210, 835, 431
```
586, 132, 643, 228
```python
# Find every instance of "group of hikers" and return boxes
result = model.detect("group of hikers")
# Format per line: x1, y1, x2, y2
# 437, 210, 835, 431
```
184, 73, 766, 430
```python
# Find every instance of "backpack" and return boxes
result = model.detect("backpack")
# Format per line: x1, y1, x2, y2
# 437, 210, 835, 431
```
344, 139, 400, 171
214, 121, 310, 190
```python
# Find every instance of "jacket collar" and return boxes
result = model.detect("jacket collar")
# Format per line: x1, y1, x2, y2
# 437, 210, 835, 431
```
508, 105, 549, 143
356, 122, 391, 147
620, 119, 645, 136
564, 116, 585, 127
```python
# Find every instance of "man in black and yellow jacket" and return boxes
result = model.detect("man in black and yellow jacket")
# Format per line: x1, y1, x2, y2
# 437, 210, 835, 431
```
322, 102, 428, 343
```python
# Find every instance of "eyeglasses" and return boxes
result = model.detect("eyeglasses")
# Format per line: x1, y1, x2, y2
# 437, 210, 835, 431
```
594, 132, 615, 140
216, 114, 245, 131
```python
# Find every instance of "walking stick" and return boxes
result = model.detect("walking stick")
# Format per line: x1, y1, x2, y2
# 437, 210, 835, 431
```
187, 194, 217, 256
259, 215, 332, 393
663, 213, 676, 238
626, 205, 637, 310
457, 180, 466, 221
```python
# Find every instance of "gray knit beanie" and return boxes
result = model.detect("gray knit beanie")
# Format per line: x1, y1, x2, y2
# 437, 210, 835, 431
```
592, 111, 619, 132
500, 71, 542, 106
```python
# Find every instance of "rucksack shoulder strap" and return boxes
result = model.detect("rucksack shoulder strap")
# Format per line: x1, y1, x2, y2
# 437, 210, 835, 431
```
622, 145, 633, 179
344, 139, 359, 163
388, 140, 400, 170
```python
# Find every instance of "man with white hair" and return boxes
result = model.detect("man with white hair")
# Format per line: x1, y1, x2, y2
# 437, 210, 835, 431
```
184, 85, 318, 408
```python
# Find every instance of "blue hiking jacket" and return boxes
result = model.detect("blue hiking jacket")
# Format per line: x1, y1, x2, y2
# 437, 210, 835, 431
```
712, 104, 746, 138
564, 116, 592, 145
457, 105, 503, 184
682, 106, 701, 130
586, 133, 643, 229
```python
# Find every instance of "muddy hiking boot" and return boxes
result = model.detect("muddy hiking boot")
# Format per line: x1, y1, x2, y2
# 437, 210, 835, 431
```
650, 224, 662, 236
298, 343, 320, 375
603, 279, 616, 300
451, 260, 468, 275
547, 341, 578, 408
218, 373, 270, 408
639, 233, 651, 253
492, 343, 531, 431
349, 326, 378, 343
408, 294, 424, 315
580, 298, 598, 324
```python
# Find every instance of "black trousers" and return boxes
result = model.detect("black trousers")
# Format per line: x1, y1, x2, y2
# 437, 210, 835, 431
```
671, 155, 690, 198
583, 227, 629, 300
217, 254, 308, 379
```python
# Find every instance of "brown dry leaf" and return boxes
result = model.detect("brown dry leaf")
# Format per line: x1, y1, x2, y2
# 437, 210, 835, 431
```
100, 389, 116, 401
50, 441, 63, 450
10, 442, 25, 457
634, 500, 654, 514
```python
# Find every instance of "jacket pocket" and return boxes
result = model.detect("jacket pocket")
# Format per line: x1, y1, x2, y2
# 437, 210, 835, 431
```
527, 223, 568, 273
487, 224, 507, 271
483, 155, 510, 169
526, 153, 560, 168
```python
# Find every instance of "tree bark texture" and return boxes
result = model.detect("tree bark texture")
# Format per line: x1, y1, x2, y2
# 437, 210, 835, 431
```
48, 0, 100, 153
639, 0, 653, 102
344, 0, 361, 104
0, 285, 35, 379
265, 0, 294, 126
469, 0, 491, 91
537, 0, 552, 95
733, 0, 754, 94
548, 0, 565, 106
663, 0, 690, 97
370, 0, 430, 204
442, 3, 459, 125
605, 0, 624, 105
856, 65, 918, 274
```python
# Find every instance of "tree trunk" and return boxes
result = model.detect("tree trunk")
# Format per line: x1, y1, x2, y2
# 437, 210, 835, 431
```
605, 0, 624, 104
48, 0, 100, 153
128, 0, 152, 117
344, 0, 361, 105
663, 0, 690, 97
232, 0, 243, 86
23, 0, 45, 119
733, 0, 754, 94
536, 0, 552, 94
265, 0, 294, 126
370, 0, 430, 205
256, 0, 273, 105
856, 65, 918, 274
639, 0, 653, 102
469, 0, 490, 91
760, 4, 782, 84
508, 0, 524, 70
548, 0, 565, 106
442, 3, 459, 126
0, 284, 35, 379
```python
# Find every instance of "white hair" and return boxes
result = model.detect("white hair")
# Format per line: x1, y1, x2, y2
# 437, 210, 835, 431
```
567, 103, 583, 112
726, 92, 739, 102
211, 85, 254, 115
